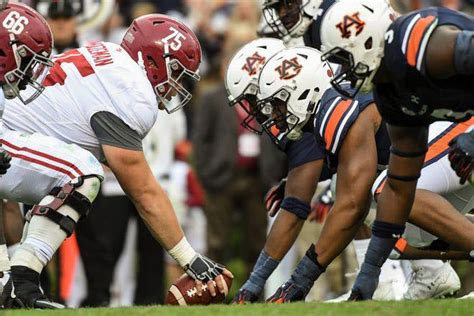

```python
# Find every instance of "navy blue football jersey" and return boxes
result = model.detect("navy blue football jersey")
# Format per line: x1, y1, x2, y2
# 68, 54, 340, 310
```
303, 0, 336, 50
376, 7, 474, 126
315, 87, 391, 172
277, 130, 332, 181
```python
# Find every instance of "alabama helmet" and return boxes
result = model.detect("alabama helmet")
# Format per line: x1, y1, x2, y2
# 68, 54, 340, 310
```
121, 14, 202, 113
0, 2, 53, 104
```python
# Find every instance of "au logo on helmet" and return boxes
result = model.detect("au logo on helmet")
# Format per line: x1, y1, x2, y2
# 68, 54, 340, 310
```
242, 52, 266, 76
336, 12, 365, 39
275, 57, 302, 80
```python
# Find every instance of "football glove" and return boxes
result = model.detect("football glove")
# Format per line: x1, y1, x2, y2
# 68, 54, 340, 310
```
265, 178, 286, 217
308, 184, 334, 223
184, 254, 225, 282
448, 130, 474, 184
0, 146, 11, 175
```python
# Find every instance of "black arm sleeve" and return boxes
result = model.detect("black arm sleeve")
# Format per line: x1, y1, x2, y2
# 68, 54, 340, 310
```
90, 112, 143, 151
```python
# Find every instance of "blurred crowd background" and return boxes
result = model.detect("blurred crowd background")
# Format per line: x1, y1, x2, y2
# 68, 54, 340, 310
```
8, 0, 474, 307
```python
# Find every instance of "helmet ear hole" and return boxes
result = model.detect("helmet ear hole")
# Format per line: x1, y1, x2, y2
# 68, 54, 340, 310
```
364, 37, 373, 50
298, 89, 309, 100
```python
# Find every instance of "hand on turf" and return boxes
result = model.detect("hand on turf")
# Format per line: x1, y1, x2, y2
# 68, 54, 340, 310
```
448, 130, 474, 184
265, 178, 286, 217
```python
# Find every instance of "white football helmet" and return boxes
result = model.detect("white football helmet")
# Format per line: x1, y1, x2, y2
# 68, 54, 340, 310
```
257, 46, 333, 144
225, 38, 286, 134
320, 0, 395, 97
262, 0, 323, 40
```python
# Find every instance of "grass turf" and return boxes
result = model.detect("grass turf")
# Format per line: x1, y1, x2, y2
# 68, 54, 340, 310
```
1, 299, 473, 316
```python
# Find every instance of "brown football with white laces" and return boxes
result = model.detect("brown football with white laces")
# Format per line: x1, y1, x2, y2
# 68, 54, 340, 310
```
165, 274, 232, 305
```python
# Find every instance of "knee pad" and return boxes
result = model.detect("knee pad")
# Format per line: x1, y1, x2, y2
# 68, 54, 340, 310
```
26, 175, 102, 237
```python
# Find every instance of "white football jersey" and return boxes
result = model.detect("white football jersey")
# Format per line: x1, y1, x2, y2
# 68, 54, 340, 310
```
0, 89, 4, 120
3, 42, 158, 159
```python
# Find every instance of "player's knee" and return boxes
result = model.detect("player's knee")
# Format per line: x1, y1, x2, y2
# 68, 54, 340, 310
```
28, 175, 102, 237
73, 175, 102, 204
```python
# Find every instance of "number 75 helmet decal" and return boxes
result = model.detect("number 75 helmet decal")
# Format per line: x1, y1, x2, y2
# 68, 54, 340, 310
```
121, 14, 202, 113
0, 2, 53, 104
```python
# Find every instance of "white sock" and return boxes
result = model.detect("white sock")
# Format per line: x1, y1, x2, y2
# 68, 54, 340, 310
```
353, 239, 370, 268
0, 244, 10, 272
11, 201, 80, 273
7, 243, 19, 258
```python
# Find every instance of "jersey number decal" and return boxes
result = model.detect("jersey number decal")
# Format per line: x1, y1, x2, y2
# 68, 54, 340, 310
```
162, 26, 187, 51
44, 50, 95, 87
2, 11, 29, 35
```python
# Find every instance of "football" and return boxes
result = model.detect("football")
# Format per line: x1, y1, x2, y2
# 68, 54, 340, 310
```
165, 274, 232, 305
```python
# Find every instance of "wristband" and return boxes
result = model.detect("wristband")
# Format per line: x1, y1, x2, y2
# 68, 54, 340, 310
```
168, 237, 197, 267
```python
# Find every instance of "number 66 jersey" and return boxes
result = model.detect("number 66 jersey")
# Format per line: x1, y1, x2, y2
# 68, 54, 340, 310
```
3, 41, 159, 160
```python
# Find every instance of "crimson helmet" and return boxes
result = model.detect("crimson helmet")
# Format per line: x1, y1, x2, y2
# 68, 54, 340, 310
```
121, 14, 202, 114
0, 2, 53, 104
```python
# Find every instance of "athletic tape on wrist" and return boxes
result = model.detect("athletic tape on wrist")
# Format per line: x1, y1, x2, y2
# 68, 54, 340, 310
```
168, 237, 197, 268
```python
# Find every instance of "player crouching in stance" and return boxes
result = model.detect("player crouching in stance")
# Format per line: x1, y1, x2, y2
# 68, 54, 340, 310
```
243, 46, 473, 303
317, 0, 474, 300
0, 8, 230, 309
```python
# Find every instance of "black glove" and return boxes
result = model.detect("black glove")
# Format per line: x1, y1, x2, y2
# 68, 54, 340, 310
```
184, 254, 225, 282
448, 130, 474, 184
264, 178, 286, 217
0, 147, 11, 175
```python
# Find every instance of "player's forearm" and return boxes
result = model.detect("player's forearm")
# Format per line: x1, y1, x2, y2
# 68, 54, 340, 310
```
132, 183, 185, 251
315, 202, 369, 266
264, 210, 305, 260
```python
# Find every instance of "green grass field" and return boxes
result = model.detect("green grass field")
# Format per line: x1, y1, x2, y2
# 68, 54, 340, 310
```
1, 299, 473, 316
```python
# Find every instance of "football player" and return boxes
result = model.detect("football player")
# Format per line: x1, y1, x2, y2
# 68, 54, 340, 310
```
0, 2, 56, 306
235, 0, 464, 302
257, 46, 473, 303
226, 41, 473, 303
318, 0, 474, 300
0, 9, 230, 308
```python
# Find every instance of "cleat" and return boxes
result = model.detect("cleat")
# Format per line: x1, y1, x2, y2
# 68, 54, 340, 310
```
1, 266, 64, 309
231, 289, 259, 304
458, 291, 474, 300
347, 289, 364, 301
266, 282, 307, 303
403, 261, 460, 300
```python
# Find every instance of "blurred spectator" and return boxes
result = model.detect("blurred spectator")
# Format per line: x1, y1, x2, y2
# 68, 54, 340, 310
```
192, 23, 286, 278
45, 0, 80, 54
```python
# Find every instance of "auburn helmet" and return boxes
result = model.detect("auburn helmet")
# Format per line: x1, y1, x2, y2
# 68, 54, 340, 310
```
225, 38, 285, 134
0, 2, 53, 104
320, 0, 395, 97
121, 14, 202, 113
257, 47, 333, 145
